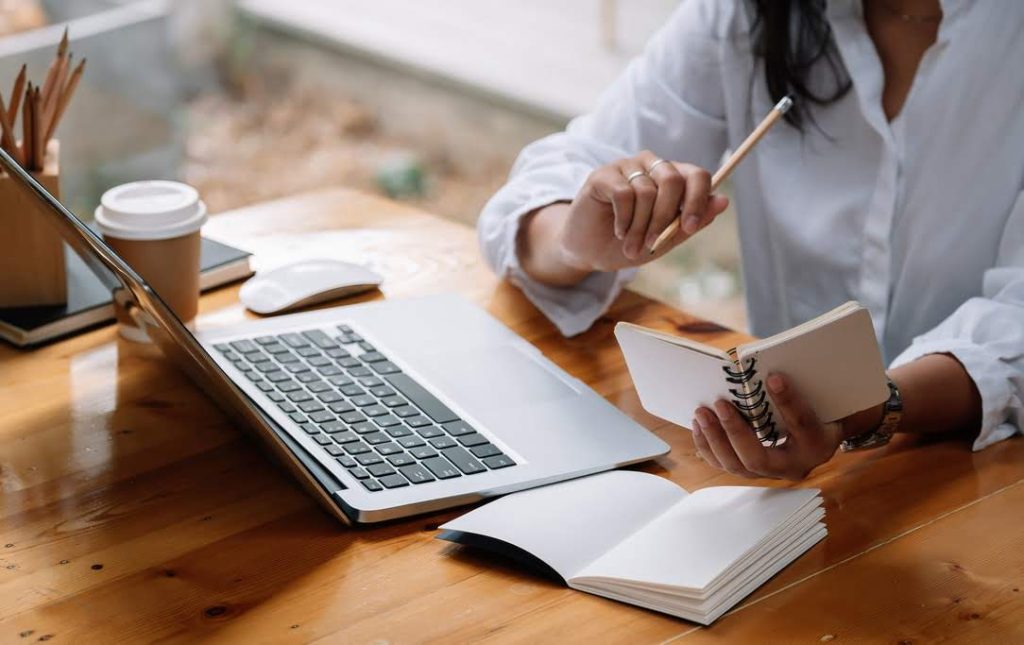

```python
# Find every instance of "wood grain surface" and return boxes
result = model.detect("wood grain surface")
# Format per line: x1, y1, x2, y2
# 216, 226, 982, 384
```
1, 188, 1022, 644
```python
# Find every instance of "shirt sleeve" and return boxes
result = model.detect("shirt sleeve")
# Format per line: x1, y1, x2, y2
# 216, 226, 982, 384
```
890, 191, 1024, 450
477, 0, 731, 337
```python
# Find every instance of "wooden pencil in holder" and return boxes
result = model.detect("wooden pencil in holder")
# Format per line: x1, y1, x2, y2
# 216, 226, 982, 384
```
0, 140, 66, 307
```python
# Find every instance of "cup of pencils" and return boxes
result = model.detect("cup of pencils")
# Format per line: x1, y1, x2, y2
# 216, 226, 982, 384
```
0, 29, 84, 308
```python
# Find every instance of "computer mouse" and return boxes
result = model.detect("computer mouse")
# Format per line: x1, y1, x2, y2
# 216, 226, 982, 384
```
239, 259, 383, 315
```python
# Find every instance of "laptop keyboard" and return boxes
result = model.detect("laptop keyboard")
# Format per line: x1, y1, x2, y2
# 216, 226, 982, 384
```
214, 325, 516, 492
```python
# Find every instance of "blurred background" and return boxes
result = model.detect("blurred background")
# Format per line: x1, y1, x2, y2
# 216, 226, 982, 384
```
0, 0, 746, 330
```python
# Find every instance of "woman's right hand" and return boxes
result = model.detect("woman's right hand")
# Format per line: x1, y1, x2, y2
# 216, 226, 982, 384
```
557, 151, 729, 272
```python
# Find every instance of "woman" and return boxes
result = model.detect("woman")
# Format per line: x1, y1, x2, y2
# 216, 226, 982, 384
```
478, 0, 1024, 479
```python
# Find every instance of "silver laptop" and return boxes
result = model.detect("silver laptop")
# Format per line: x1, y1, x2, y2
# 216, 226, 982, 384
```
0, 149, 668, 524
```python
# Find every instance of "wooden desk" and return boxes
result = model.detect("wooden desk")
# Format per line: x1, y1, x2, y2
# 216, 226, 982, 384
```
2, 189, 1022, 643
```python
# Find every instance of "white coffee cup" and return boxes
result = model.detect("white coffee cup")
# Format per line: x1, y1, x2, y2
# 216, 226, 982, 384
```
95, 181, 208, 342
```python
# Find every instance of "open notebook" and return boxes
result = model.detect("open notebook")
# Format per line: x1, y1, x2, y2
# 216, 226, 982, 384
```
615, 301, 889, 445
438, 471, 825, 625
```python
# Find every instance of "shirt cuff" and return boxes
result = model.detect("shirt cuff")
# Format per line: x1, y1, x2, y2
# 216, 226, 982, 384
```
498, 193, 635, 338
890, 339, 1022, 451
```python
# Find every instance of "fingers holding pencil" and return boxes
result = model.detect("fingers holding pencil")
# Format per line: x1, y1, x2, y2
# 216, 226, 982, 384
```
647, 95, 793, 254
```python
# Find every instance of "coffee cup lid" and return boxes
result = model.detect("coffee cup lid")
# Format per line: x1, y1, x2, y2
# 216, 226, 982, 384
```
95, 180, 208, 241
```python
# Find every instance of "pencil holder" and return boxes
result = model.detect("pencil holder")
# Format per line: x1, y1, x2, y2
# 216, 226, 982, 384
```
0, 140, 66, 307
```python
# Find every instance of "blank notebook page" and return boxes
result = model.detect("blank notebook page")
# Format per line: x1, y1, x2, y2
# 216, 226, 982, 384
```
439, 471, 687, 579
574, 487, 820, 590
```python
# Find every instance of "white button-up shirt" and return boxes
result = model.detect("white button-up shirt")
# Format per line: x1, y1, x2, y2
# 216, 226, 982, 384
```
478, 0, 1024, 450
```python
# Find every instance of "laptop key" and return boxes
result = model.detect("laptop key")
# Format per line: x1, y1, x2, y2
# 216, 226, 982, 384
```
385, 426, 412, 438
326, 347, 350, 359
394, 406, 419, 419
340, 411, 366, 424
338, 357, 361, 369
336, 455, 357, 468
442, 420, 476, 436
329, 401, 356, 414
299, 423, 319, 436
458, 433, 490, 448
421, 457, 461, 479
332, 431, 359, 444
279, 333, 309, 348
351, 421, 377, 435
317, 390, 342, 402
361, 479, 383, 492
416, 425, 444, 438
344, 441, 371, 455
363, 432, 390, 445
351, 395, 375, 407
214, 343, 231, 352
386, 374, 460, 423
359, 351, 386, 363
255, 335, 276, 345
374, 414, 401, 428
264, 342, 290, 354
288, 412, 306, 424
388, 453, 416, 467
381, 395, 406, 408
328, 375, 354, 387
302, 329, 338, 349
221, 350, 239, 361
324, 445, 344, 457
374, 441, 401, 455
284, 362, 310, 374
297, 372, 320, 383
318, 366, 343, 376
257, 382, 275, 393
372, 361, 402, 375
378, 474, 410, 489
410, 446, 438, 460
363, 405, 388, 417
308, 356, 332, 368
277, 402, 297, 413
368, 463, 396, 478
245, 372, 263, 382
340, 385, 364, 397
470, 443, 503, 459
312, 434, 332, 446
297, 346, 320, 358
276, 352, 301, 364
278, 381, 302, 392
229, 339, 258, 354
356, 453, 383, 466
287, 391, 312, 402
399, 464, 436, 484
441, 447, 487, 475
370, 386, 395, 397
430, 436, 458, 450
309, 411, 334, 424
298, 401, 324, 414
405, 415, 432, 428
319, 420, 346, 433
483, 454, 516, 469
348, 367, 373, 378
347, 467, 370, 480
398, 435, 426, 449
337, 324, 353, 334
267, 392, 285, 402
360, 377, 385, 388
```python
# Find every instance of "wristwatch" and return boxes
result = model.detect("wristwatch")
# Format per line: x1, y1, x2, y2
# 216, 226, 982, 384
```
840, 378, 903, 452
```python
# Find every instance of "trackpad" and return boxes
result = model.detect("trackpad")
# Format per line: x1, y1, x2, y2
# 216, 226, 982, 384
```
425, 345, 577, 409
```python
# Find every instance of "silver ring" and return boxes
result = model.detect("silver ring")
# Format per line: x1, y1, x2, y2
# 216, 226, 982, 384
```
647, 158, 670, 173
625, 170, 647, 184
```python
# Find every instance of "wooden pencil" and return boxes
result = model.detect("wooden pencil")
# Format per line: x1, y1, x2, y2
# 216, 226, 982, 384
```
7, 64, 26, 125
44, 58, 85, 144
41, 28, 69, 108
33, 86, 44, 169
0, 91, 18, 162
647, 96, 794, 254
43, 53, 71, 135
21, 82, 33, 171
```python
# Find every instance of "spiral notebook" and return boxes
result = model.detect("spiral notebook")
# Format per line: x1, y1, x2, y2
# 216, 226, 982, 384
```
615, 302, 889, 445
438, 470, 826, 625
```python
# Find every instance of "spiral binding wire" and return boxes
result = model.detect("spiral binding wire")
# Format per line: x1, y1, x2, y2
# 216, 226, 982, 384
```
722, 357, 780, 447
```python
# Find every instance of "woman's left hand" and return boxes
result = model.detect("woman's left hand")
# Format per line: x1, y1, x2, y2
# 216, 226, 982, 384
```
691, 373, 844, 481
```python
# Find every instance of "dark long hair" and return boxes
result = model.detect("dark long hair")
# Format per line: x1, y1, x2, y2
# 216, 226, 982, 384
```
750, 0, 852, 129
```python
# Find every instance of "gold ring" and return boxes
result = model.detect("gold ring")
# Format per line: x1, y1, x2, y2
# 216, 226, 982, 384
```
647, 158, 669, 173
625, 170, 647, 184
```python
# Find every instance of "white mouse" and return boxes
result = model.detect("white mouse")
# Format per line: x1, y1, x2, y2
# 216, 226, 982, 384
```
239, 259, 383, 315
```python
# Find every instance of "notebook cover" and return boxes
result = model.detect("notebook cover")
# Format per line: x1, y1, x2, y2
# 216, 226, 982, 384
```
0, 236, 252, 347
